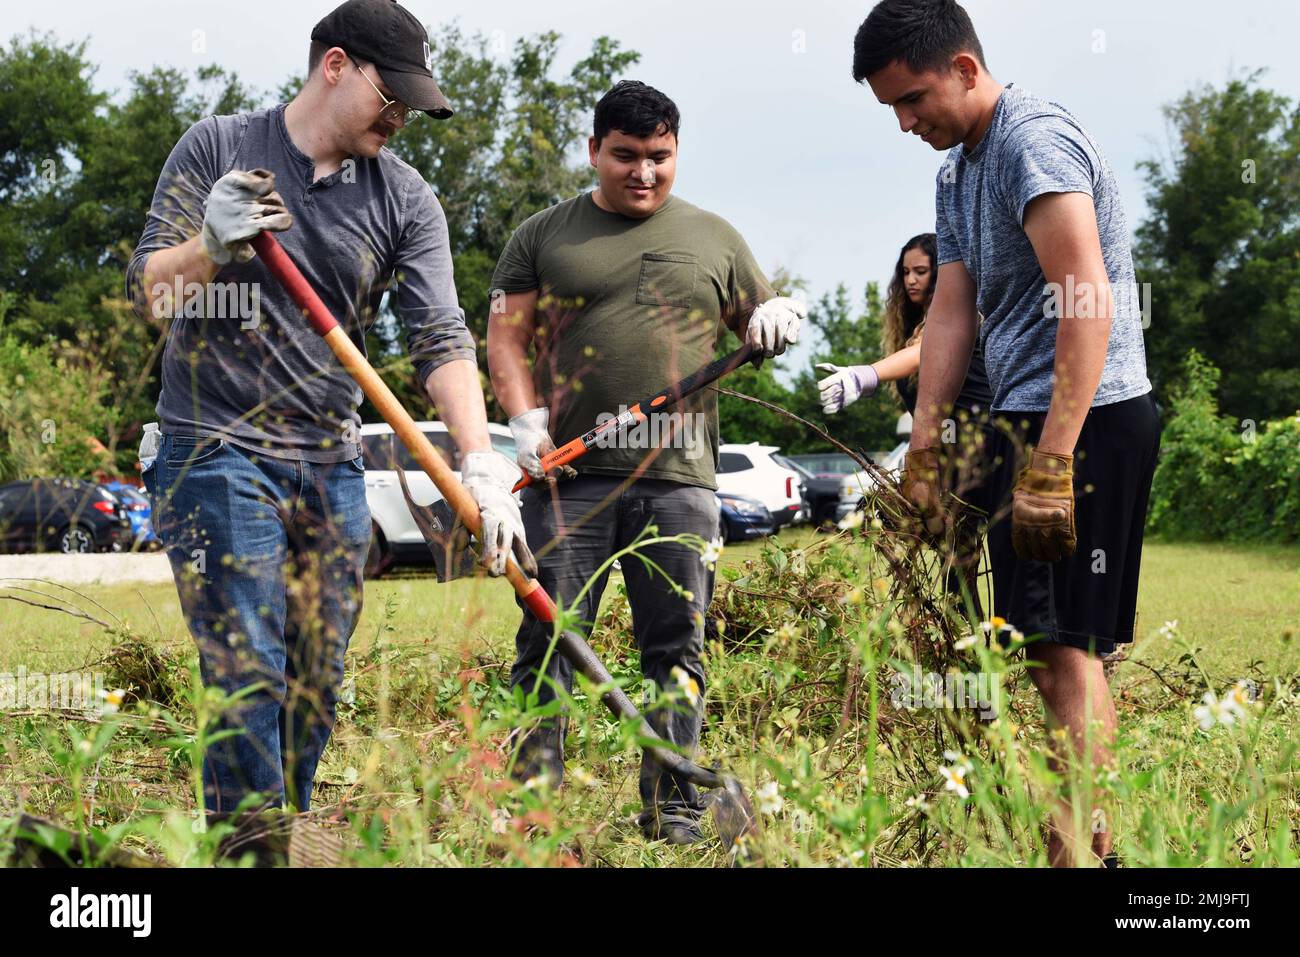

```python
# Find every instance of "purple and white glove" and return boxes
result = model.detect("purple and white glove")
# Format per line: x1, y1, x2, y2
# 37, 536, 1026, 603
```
816, 363, 879, 414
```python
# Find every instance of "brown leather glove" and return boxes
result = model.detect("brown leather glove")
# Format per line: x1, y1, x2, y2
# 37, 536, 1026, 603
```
899, 447, 947, 543
1011, 449, 1076, 562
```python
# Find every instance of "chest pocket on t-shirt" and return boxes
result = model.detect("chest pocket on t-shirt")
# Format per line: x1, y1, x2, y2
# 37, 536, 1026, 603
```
635, 253, 697, 311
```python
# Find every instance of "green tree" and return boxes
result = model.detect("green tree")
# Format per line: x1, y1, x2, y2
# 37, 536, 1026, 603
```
1134, 72, 1300, 421
0, 333, 117, 481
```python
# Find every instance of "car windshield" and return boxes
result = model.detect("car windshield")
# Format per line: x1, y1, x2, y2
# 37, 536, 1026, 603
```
771, 453, 814, 479
363, 429, 459, 471
789, 453, 858, 475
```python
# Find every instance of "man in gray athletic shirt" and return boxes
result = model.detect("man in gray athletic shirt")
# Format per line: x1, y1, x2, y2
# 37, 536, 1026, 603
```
127, 0, 532, 815
853, 0, 1160, 867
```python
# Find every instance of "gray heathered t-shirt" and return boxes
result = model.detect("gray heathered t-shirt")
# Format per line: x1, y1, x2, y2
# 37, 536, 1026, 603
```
934, 83, 1151, 413
126, 104, 476, 463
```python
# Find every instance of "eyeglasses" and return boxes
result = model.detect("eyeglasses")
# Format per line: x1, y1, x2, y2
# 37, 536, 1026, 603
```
349, 56, 418, 126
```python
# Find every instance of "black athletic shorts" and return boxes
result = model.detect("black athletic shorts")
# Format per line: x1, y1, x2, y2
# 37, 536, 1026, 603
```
984, 393, 1162, 657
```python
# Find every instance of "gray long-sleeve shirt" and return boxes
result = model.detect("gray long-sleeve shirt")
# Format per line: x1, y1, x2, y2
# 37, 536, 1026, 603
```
126, 104, 476, 463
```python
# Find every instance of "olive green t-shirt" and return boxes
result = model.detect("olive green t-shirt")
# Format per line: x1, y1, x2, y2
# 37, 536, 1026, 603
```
491, 192, 773, 490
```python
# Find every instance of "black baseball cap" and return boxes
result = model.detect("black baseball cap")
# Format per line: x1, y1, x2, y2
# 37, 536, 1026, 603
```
311, 0, 453, 119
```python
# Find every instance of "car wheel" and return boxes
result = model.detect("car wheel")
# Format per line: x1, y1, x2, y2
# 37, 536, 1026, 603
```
363, 523, 391, 579
717, 513, 730, 545
59, 524, 94, 554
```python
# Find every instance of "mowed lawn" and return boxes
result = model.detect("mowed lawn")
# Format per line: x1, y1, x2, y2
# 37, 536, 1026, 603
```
1, 534, 1296, 687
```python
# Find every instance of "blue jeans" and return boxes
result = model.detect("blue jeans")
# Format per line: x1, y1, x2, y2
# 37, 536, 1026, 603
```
143, 433, 371, 813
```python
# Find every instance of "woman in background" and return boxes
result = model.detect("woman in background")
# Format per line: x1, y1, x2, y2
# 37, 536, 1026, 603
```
817, 233, 998, 619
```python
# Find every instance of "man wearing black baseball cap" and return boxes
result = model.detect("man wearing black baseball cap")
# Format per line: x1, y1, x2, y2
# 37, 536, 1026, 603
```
311, 0, 454, 120
127, 0, 529, 820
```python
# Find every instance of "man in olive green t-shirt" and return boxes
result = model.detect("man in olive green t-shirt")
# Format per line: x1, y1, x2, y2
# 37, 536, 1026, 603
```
487, 80, 802, 845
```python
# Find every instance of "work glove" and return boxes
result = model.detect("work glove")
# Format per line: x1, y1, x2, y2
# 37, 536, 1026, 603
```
746, 296, 804, 360
461, 450, 537, 577
816, 363, 879, 414
898, 446, 947, 543
1011, 449, 1076, 562
509, 407, 576, 485
201, 168, 294, 266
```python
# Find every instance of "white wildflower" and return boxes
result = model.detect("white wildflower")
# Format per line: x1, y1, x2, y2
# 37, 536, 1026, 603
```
98, 687, 126, 715
837, 510, 865, 531
756, 780, 783, 815
699, 536, 724, 568
940, 763, 969, 800
670, 665, 701, 708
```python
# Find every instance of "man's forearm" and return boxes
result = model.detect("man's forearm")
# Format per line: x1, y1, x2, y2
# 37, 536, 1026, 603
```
910, 318, 975, 449
138, 236, 220, 324
487, 325, 540, 420
1037, 279, 1111, 455
425, 358, 492, 455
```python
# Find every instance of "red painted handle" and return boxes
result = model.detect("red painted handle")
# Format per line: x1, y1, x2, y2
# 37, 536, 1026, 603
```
251, 230, 560, 625
251, 233, 338, 337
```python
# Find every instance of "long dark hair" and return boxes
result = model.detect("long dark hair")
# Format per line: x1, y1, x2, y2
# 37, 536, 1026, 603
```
882, 233, 937, 357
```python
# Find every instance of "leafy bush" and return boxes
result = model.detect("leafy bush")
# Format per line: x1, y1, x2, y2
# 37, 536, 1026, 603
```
1149, 349, 1300, 542
0, 332, 117, 482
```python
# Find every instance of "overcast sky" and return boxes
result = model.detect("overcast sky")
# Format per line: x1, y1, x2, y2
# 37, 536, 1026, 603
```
15, 0, 1297, 371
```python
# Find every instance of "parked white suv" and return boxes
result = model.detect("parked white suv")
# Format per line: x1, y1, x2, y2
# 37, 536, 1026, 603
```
360, 421, 519, 576
716, 442, 806, 528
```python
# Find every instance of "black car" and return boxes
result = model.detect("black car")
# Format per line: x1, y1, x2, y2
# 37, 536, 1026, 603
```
716, 492, 774, 543
0, 478, 134, 554
774, 454, 841, 528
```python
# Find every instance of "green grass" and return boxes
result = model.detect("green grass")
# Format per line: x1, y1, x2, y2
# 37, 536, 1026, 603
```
4, 532, 1292, 677
1, 531, 1296, 868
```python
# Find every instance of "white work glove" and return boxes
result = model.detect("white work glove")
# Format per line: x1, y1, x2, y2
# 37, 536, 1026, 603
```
200, 168, 294, 266
461, 450, 536, 577
746, 296, 805, 359
508, 407, 576, 484
816, 363, 879, 414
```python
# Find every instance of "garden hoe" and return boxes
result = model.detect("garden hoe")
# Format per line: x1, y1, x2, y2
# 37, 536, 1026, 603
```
250, 231, 758, 851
